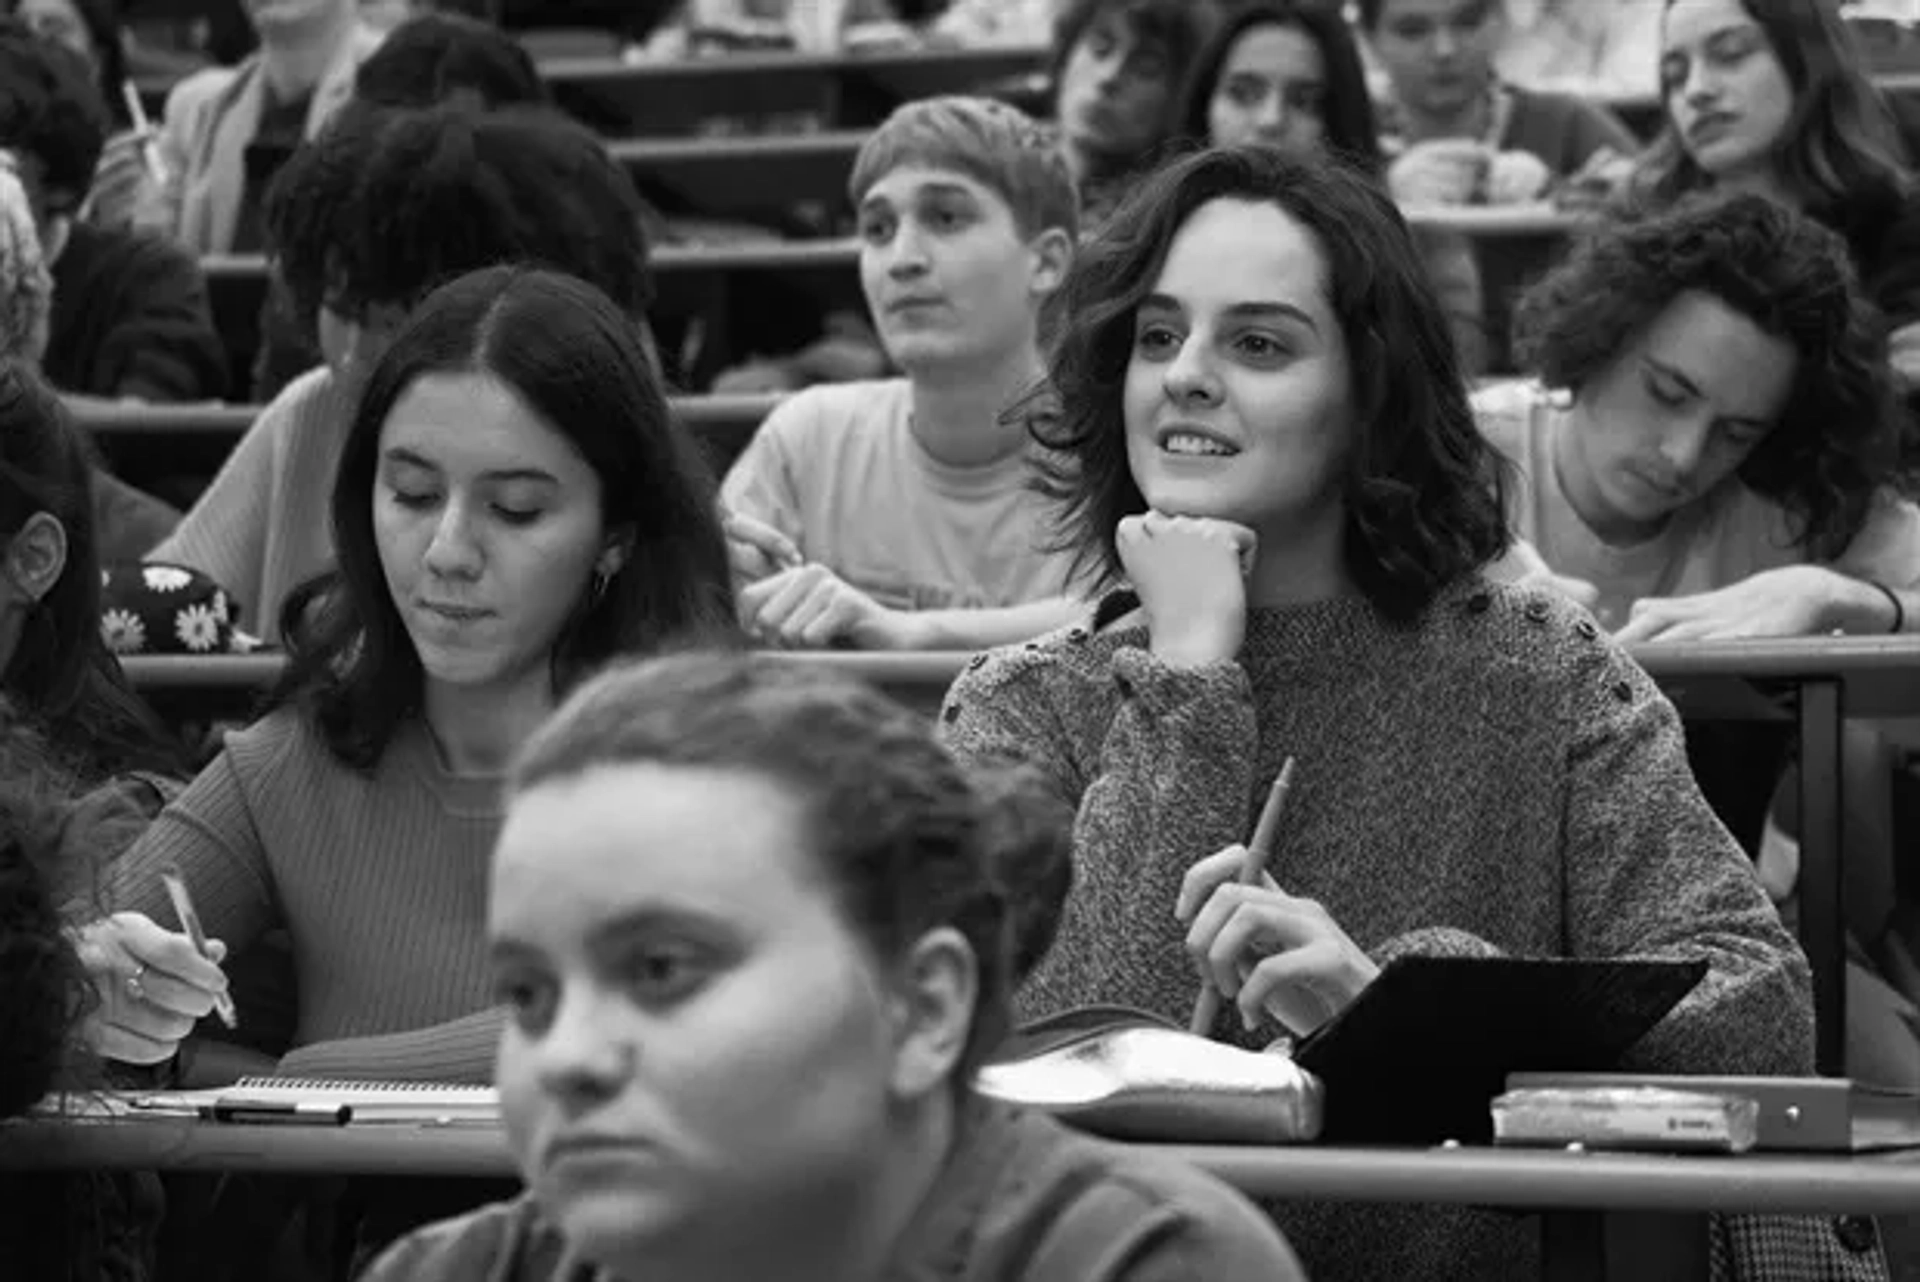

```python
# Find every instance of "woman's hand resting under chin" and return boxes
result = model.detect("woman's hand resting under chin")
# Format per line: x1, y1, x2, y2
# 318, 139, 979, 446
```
1118, 511, 1257, 668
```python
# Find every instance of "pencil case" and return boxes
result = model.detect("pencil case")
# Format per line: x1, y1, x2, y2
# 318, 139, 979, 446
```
975, 1006, 1324, 1145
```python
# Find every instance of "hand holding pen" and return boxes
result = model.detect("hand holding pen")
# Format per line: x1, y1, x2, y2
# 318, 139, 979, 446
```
74, 868, 233, 1067
1177, 759, 1381, 1039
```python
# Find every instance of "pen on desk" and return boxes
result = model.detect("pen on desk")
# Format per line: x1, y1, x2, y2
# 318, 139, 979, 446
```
1189, 757, 1297, 1038
207, 1102, 352, 1126
158, 863, 239, 1030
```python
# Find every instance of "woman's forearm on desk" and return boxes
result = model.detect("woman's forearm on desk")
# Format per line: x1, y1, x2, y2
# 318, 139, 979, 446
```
275, 1009, 505, 1084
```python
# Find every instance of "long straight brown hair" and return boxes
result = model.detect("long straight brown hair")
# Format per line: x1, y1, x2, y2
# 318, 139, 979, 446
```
1634, 0, 1912, 217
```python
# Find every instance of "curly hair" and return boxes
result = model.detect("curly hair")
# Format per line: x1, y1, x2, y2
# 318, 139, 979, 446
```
1632, 0, 1911, 223
352, 11, 548, 111
1177, 0, 1384, 175
264, 102, 653, 334
1513, 191, 1902, 560
0, 16, 108, 212
510, 652, 1064, 1088
1, 0, 128, 128
1027, 144, 1512, 622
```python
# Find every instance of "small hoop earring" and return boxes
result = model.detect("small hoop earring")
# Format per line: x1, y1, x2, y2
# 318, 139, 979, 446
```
590, 566, 613, 605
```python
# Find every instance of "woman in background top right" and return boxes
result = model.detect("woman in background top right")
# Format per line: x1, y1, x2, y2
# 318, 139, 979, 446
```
1628, 0, 1920, 411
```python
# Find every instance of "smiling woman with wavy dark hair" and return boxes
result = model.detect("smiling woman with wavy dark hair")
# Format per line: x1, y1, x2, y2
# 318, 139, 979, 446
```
1028, 143, 1511, 622
947, 143, 1820, 1281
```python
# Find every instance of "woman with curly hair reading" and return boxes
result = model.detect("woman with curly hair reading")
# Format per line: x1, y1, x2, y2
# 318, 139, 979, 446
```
938, 144, 1832, 1280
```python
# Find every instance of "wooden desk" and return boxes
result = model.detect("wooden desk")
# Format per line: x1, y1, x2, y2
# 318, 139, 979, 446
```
82, 393, 781, 485
611, 130, 867, 223
3, 1117, 1911, 1280
7, 1116, 1920, 1205
197, 247, 866, 391
544, 46, 1044, 137
118, 636, 1920, 1073
1401, 204, 1587, 237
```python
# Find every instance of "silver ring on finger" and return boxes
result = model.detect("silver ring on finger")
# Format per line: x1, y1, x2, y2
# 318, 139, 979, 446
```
125, 963, 148, 1003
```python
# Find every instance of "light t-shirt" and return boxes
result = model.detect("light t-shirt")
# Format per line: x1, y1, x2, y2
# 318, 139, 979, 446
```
1474, 380, 1920, 631
720, 378, 1080, 611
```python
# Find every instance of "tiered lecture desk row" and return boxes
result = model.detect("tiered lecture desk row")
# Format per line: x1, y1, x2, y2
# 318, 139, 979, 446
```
160, 39, 1920, 386
78, 393, 780, 484
4, 1106, 1920, 1282
112, 637, 1920, 1080
197, 205, 1589, 393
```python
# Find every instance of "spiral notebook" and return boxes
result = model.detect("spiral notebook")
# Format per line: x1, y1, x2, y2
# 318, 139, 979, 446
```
96, 1076, 501, 1126
213, 1076, 500, 1124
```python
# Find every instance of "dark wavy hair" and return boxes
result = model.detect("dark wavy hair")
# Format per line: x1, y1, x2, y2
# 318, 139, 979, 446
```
1028, 145, 1511, 622
273, 268, 738, 770
0, 728, 90, 1120
1049, 0, 1217, 154
1514, 191, 1901, 559
0, 16, 108, 214
1178, 0, 1384, 175
511, 653, 1072, 1088
352, 11, 548, 111
0, 366, 177, 784
1633, 0, 1912, 222
264, 103, 653, 337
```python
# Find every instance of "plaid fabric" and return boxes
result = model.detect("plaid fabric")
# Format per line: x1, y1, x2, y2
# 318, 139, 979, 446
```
1712, 1215, 1890, 1282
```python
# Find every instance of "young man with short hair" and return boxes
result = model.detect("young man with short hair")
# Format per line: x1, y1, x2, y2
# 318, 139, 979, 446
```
725, 95, 1086, 651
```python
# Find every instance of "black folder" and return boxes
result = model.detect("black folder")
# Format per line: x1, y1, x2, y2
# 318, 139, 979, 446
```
1291, 955, 1708, 1143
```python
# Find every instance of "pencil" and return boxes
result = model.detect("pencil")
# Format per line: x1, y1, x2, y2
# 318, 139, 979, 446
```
158, 862, 238, 1030
120, 81, 167, 186
120, 81, 150, 134
1189, 757, 1297, 1038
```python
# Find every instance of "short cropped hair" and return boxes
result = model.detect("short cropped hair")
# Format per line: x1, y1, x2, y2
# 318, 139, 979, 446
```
1514, 191, 1903, 560
849, 95, 1079, 241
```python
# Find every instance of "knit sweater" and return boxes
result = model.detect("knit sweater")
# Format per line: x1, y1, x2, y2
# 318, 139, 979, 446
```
359, 1098, 1306, 1282
149, 365, 350, 639
101, 708, 506, 1082
46, 222, 227, 404
938, 577, 1814, 1282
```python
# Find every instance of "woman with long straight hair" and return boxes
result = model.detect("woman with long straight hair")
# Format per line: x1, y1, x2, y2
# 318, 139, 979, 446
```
74, 266, 735, 1083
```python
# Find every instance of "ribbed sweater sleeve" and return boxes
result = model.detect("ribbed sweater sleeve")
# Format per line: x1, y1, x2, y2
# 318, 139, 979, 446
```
95, 713, 505, 1078
1561, 632, 1816, 1075
99, 746, 277, 956
276, 1008, 503, 1084
941, 644, 1259, 1029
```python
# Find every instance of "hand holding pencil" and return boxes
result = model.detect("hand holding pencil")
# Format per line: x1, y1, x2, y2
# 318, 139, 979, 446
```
1176, 758, 1381, 1039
